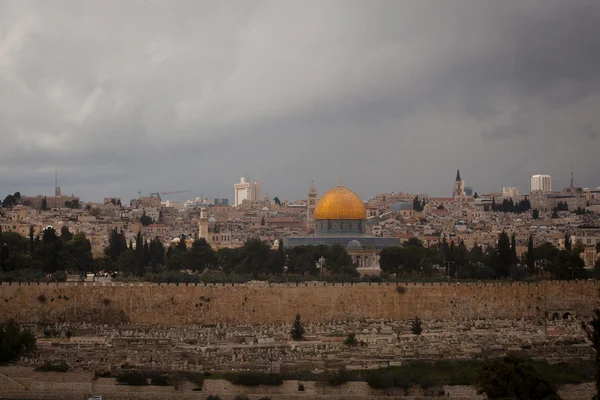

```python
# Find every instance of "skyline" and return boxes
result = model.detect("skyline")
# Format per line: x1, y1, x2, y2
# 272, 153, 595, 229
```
1, 167, 594, 204
1, 1, 599, 202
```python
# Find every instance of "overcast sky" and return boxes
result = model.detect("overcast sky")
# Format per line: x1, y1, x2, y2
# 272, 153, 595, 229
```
1, 0, 599, 203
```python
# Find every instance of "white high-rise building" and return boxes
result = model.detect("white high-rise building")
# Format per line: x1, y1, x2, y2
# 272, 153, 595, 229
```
531, 175, 552, 193
234, 176, 260, 206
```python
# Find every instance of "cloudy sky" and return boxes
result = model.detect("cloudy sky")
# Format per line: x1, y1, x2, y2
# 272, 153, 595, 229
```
1, 0, 599, 203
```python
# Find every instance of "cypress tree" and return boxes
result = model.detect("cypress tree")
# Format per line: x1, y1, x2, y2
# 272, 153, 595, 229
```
291, 314, 305, 341
526, 235, 535, 274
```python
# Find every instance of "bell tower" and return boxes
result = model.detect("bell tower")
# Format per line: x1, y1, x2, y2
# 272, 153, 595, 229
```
453, 170, 466, 201
307, 181, 318, 232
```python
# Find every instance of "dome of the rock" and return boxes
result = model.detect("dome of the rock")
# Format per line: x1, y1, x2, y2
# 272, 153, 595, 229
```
314, 183, 366, 220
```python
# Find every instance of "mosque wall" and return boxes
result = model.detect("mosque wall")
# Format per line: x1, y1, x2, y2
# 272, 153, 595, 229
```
0, 280, 597, 325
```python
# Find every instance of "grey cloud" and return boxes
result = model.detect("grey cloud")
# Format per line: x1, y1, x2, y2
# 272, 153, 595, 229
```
1, 0, 599, 202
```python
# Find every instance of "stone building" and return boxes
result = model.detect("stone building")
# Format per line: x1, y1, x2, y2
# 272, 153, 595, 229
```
284, 181, 398, 273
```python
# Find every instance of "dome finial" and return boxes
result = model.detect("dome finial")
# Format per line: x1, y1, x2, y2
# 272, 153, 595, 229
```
339, 178, 343, 186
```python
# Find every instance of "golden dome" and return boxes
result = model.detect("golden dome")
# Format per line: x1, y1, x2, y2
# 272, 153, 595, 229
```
314, 182, 366, 220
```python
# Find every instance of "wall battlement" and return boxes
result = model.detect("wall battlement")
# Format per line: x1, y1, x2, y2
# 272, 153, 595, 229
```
0, 280, 597, 325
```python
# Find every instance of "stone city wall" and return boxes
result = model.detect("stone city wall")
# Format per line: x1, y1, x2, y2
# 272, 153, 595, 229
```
0, 280, 597, 325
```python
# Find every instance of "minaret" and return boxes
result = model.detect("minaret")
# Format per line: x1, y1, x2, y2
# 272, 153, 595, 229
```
307, 181, 318, 232
453, 169, 466, 201
198, 208, 209, 240
54, 168, 61, 196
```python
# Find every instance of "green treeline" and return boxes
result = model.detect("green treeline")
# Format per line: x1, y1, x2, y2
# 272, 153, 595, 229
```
379, 232, 592, 280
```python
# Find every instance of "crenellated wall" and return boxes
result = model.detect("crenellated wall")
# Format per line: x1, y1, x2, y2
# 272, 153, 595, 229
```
0, 280, 597, 325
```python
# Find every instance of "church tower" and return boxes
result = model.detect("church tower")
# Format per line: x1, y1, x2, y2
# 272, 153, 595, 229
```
198, 207, 209, 240
453, 170, 466, 201
307, 181, 318, 232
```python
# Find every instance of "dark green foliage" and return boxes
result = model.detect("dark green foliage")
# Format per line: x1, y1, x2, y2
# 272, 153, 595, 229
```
491, 198, 531, 213
227, 372, 283, 386
273, 196, 281, 205
412, 195, 424, 212
2, 192, 21, 208
344, 333, 358, 346
582, 309, 600, 399
366, 360, 479, 390
139, 210, 153, 226
327, 368, 352, 386
411, 316, 423, 336
364, 359, 588, 391
533, 208, 540, 219
476, 356, 559, 400
565, 231, 572, 251
36, 360, 69, 372
379, 242, 440, 277
0, 320, 36, 363
527, 235, 535, 274
117, 250, 137, 276
285, 244, 357, 277
291, 313, 305, 341
186, 238, 216, 272
41, 196, 48, 210
106, 229, 128, 262
117, 370, 148, 386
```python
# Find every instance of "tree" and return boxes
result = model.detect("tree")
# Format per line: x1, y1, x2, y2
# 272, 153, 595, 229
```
344, 333, 358, 346
477, 356, 559, 400
273, 197, 281, 206
412, 196, 424, 212
411, 316, 423, 336
291, 313, 305, 341
260, 216, 265, 226
117, 249, 137, 276
495, 231, 513, 277
2, 192, 21, 208
473, 192, 479, 199
139, 211, 153, 227
41, 196, 48, 211
64, 233, 93, 275
582, 309, 600, 400
564, 231, 572, 251
526, 235, 535, 274
105, 229, 128, 262
0, 320, 36, 363
187, 238, 216, 271
532, 209, 540, 219
134, 231, 145, 276
60, 226, 73, 243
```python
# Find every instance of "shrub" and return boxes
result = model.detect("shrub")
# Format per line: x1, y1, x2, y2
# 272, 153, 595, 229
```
0, 320, 36, 363
35, 360, 69, 372
344, 333, 358, 346
227, 372, 283, 386
117, 371, 148, 386
327, 369, 352, 386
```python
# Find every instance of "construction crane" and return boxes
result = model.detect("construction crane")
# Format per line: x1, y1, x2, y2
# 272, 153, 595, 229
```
149, 190, 190, 198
